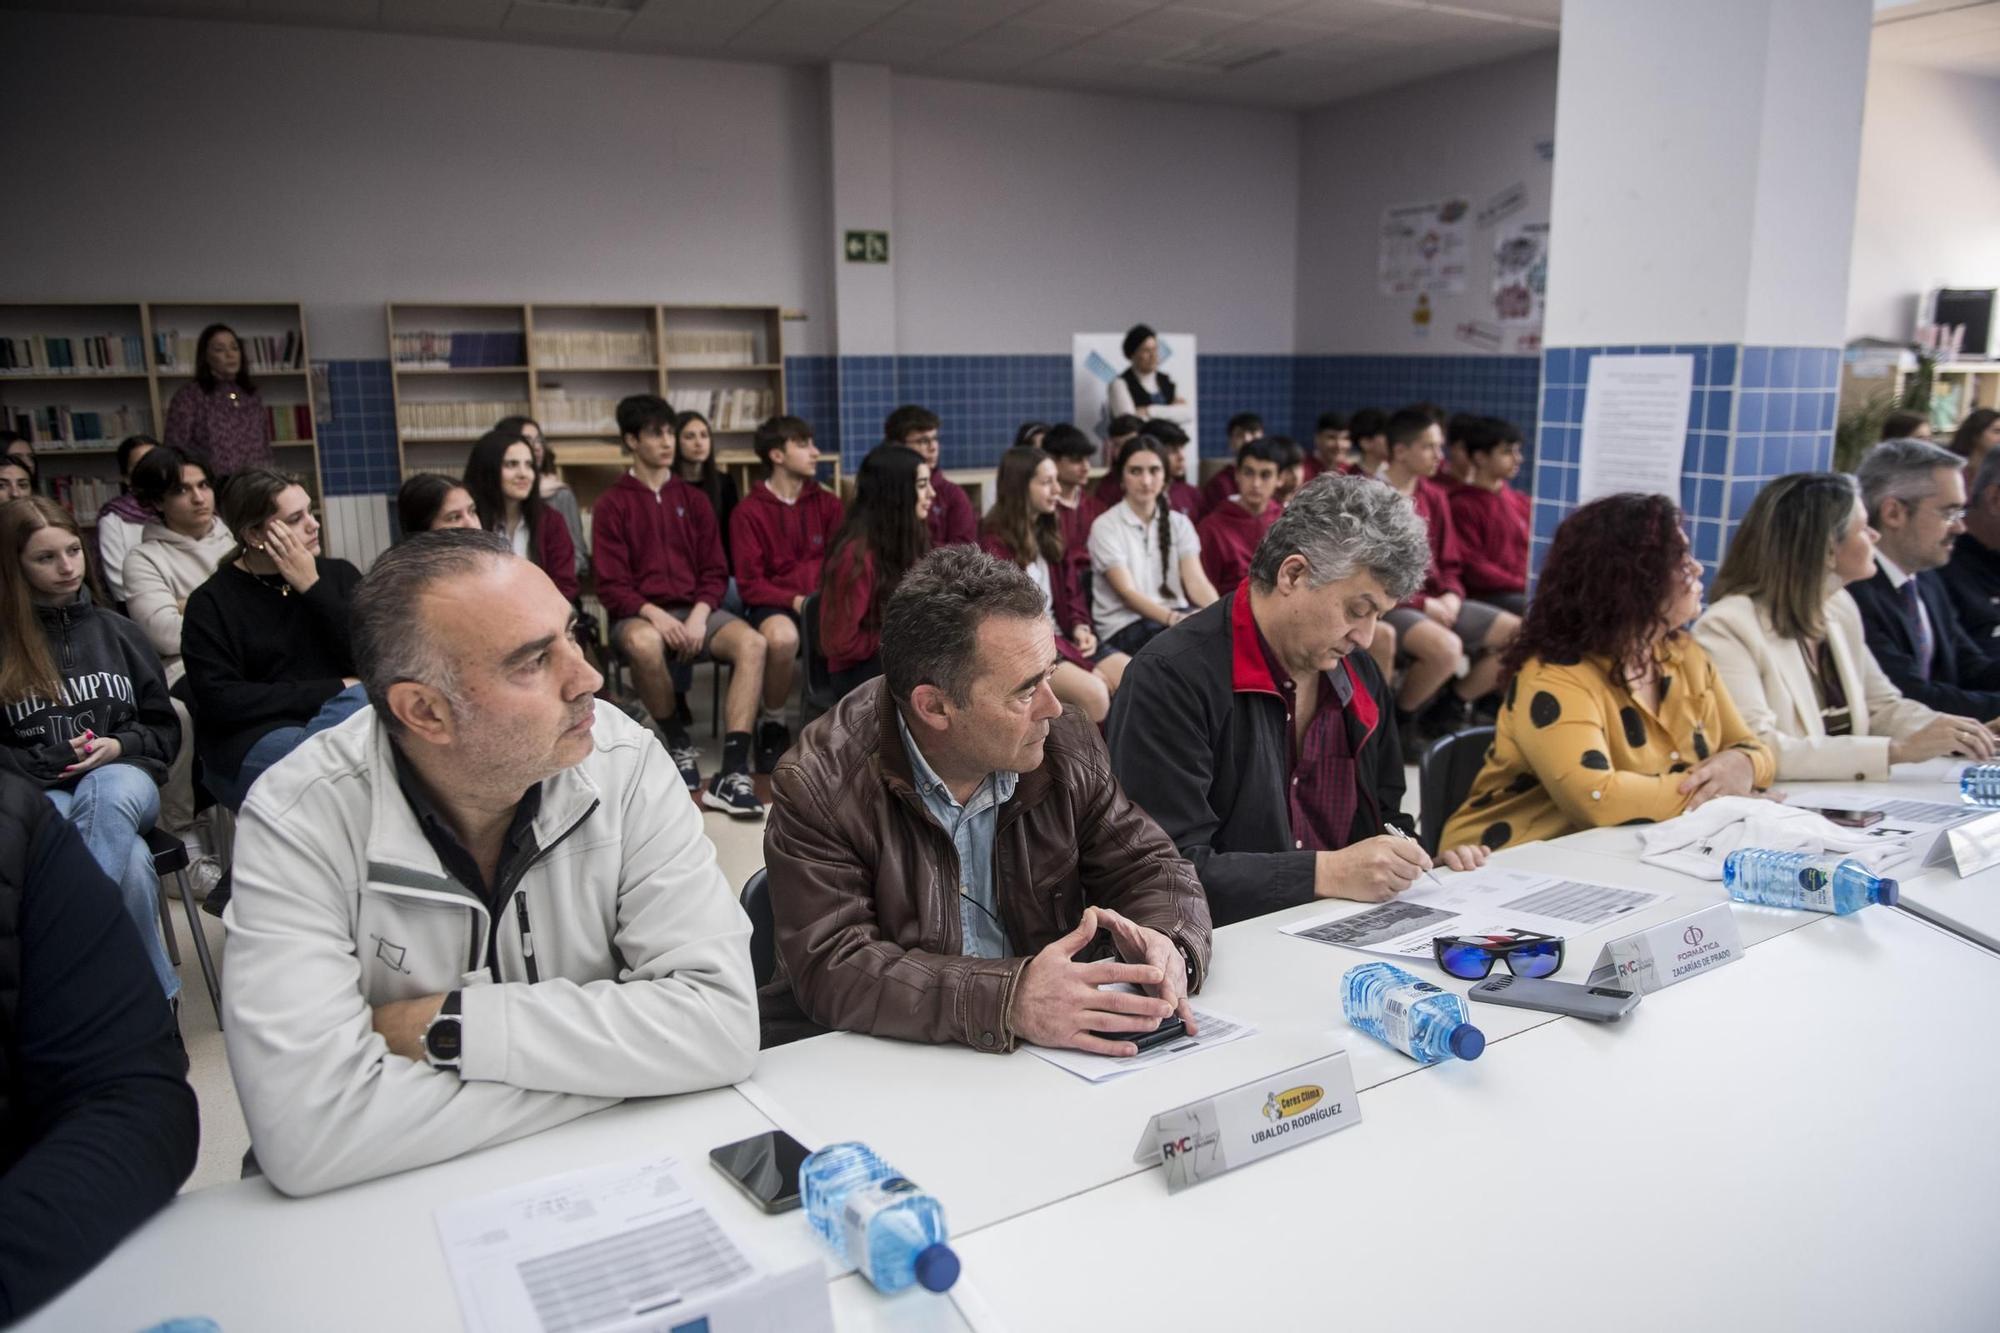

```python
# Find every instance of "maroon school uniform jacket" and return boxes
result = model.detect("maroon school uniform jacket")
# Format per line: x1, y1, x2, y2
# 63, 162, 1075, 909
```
731, 480, 845, 611
590, 472, 728, 620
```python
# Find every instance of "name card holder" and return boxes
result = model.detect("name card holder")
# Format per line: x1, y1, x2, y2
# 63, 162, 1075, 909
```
1132, 1050, 1361, 1193
1587, 902, 1743, 996
1939, 809, 2000, 878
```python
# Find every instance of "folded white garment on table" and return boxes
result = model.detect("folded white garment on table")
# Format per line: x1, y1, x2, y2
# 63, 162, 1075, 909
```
1637, 796, 1912, 880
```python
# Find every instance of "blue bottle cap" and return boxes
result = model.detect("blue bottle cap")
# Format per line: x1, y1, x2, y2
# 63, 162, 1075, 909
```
915, 1243, 961, 1292
1449, 1023, 1486, 1061
1875, 876, 1900, 907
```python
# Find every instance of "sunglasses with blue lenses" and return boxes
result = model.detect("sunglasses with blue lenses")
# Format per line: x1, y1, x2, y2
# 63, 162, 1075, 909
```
1432, 930, 1565, 981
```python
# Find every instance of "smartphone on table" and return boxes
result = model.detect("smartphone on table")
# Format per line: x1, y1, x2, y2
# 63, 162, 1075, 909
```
1468, 974, 1641, 1022
1086, 1014, 1189, 1054
1814, 807, 1884, 828
709, 1128, 811, 1214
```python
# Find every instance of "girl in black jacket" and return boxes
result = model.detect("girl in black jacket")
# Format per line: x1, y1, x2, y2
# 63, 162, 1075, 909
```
0, 497, 180, 998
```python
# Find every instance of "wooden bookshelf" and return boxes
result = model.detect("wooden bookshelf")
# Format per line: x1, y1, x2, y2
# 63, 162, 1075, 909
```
0, 299, 323, 524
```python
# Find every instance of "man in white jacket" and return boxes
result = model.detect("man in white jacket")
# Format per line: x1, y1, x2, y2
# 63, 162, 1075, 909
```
222, 530, 758, 1196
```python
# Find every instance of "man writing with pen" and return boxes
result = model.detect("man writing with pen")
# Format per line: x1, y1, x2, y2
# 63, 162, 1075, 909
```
1107, 474, 1491, 927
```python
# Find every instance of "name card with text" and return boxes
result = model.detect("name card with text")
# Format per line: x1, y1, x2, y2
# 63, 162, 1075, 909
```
1132, 1051, 1362, 1193
1943, 809, 2000, 878
1588, 903, 1743, 995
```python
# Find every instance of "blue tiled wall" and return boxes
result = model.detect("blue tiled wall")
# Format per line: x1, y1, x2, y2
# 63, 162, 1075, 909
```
1197, 356, 1295, 448
1532, 343, 1839, 579
316, 360, 398, 497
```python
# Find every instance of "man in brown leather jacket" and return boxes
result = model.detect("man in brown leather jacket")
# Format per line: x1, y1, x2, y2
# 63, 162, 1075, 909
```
764, 546, 1212, 1055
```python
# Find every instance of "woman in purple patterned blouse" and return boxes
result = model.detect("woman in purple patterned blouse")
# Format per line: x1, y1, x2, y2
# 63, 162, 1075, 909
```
163, 324, 274, 478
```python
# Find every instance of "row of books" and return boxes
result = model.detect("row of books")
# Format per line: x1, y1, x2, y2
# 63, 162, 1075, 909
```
392, 331, 527, 369
531, 330, 654, 368
42, 473, 124, 522
664, 330, 760, 367
667, 388, 776, 431
396, 399, 531, 439
5, 403, 148, 447
0, 333, 148, 374
268, 403, 316, 443
154, 329, 304, 373
537, 391, 623, 436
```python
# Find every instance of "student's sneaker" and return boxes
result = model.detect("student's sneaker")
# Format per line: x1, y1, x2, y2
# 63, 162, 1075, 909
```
755, 720, 792, 774
704, 770, 766, 819
200, 870, 232, 919
663, 735, 703, 791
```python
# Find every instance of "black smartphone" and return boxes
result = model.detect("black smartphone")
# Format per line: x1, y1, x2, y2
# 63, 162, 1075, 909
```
709, 1129, 811, 1214
1814, 806, 1885, 828
1088, 1014, 1188, 1054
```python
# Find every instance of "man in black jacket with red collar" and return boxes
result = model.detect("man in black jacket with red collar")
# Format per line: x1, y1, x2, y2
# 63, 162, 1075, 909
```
1109, 475, 1492, 926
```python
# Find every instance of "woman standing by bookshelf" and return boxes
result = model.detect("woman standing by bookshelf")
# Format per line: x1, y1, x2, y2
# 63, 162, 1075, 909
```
163, 324, 274, 478
674, 411, 740, 563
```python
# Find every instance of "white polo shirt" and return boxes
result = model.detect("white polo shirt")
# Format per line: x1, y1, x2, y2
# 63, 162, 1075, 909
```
1088, 499, 1201, 640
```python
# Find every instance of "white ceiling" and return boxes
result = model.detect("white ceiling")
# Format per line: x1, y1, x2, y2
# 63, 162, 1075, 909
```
1873, 0, 2000, 77
2, 0, 1562, 109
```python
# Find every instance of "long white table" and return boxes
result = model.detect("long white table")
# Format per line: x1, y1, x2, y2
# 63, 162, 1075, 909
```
26, 782, 1996, 1333
949, 907, 2000, 1331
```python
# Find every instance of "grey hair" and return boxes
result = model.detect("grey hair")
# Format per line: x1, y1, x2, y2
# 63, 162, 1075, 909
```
881, 545, 1051, 708
1970, 444, 2000, 502
351, 528, 513, 730
1247, 473, 1430, 600
1858, 438, 1965, 524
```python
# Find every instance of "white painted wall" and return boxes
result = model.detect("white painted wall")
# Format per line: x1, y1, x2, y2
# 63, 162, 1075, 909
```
888, 75, 1301, 355
1846, 58, 2000, 342
1295, 50, 1557, 356
3, 10, 836, 358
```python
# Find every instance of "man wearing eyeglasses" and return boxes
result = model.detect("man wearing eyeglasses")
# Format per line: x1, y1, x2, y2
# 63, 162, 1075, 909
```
1849, 438, 2000, 721
886, 404, 977, 548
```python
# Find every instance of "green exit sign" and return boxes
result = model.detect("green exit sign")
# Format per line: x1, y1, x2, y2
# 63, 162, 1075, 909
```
844, 230, 889, 264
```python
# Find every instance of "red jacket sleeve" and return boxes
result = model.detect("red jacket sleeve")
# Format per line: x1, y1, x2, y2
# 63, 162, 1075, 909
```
1453, 490, 1525, 596
1197, 467, 1234, 520
731, 501, 786, 611
940, 482, 977, 547
1429, 489, 1466, 600
589, 490, 645, 621
534, 506, 579, 602
689, 488, 728, 609
1197, 514, 1233, 594
819, 545, 876, 666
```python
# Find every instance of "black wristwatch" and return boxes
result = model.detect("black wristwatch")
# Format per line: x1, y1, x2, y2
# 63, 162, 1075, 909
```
423, 990, 464, 1073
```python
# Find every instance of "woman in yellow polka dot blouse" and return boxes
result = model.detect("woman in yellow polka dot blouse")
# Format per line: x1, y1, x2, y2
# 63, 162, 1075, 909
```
1441, 493, 1776, 851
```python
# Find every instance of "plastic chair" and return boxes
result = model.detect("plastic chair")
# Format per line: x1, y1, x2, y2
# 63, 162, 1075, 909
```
740, 867, 775, 987
1417, 725, 1496, 855
798, 593, 839, 728
149, 826, 222, 1025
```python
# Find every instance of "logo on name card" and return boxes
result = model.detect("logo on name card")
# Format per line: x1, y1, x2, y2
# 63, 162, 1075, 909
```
1684, 925, 1705, 947
1261, 1085, 1325, 1121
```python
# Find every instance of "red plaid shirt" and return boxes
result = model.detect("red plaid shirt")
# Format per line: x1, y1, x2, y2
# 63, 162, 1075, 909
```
1243, 603, 1359, 852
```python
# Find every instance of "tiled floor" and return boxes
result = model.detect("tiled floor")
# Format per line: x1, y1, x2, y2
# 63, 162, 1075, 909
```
173, 668, 1421, 1192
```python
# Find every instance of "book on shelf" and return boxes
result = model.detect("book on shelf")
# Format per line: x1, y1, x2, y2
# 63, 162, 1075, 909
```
268, 403, 315, 443
5, 402, 148, 447
396, 399, 532, 439
666, 387, 776, 432
536, 389, 623, 437
0, 333, 147, 374
664, 329, 759, 368
530, 329, 654, 369
44, 473, 122, 521
391, 330, 526, 370
154, 328, 304, 373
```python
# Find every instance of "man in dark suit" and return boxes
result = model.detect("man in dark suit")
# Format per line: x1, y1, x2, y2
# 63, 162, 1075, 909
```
1939, 446, 2000, 663
1849, 439, 2000, 721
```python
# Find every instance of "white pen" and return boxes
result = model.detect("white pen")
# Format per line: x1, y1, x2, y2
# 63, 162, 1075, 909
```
1382, 822, 1446, 890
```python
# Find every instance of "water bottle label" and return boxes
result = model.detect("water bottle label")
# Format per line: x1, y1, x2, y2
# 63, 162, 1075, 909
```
1381, 980, 1444, 1055
1794, 864, 1835, 912
841, 1176, 923, 1275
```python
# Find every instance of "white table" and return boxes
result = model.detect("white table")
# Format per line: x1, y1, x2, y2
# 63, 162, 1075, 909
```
740, 836, 1830, 1238
950, 907, 2000, 1331
19, 1087, 969, 1333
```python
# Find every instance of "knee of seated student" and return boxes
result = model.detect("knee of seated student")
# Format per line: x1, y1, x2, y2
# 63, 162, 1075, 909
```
81, 762, 162, 824
713, 619, 767, 663
1487, 610, 1521, 646
761, 614, 800, 656
616, 618, 666, 661
1404, 618, 1462, 662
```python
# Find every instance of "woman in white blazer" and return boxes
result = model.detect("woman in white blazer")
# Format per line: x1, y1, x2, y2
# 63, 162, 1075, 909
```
1695, 472, 1996, 781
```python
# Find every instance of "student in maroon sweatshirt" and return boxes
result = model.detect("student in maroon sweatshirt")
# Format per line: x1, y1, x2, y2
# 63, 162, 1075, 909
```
1449, 416, 1531, 616
1377, 407, 1521, 742
886, 404, 976, 548
1195, 412, 1267, 518
1302, 412, 1348, 483
818, 444, 932, 698
732, 414, 844, 771
593, 393, 766, 817
1197, 436, 1286, 595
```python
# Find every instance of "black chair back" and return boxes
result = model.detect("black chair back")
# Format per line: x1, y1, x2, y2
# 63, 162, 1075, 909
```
799, 593, 839, 727
1418, 725, 1496, 855
741, 868, 776, 987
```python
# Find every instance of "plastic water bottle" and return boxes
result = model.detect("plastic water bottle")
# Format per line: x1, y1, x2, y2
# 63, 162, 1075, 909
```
799, 1143, 960, 1294
801, 1142, 890, 1249
1961, 763, 2000, 805
1723, 849, 1900, 915
1342, 962, 1485, 1064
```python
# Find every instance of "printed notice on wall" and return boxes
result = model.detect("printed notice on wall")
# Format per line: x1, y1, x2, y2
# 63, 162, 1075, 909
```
1576, 354, 1694, 505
